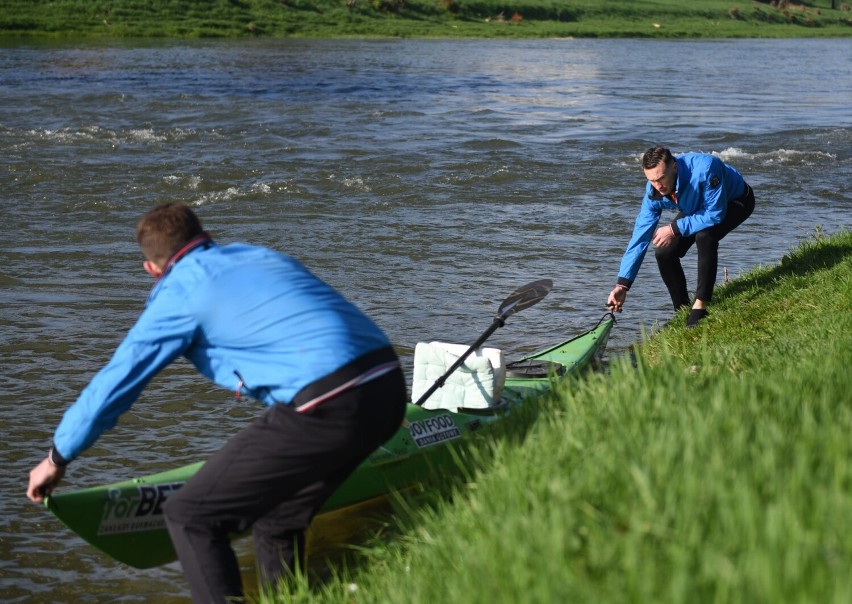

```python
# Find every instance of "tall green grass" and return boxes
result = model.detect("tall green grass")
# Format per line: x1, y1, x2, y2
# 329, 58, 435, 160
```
1, 0, 851, 39
268, 230, 852, 603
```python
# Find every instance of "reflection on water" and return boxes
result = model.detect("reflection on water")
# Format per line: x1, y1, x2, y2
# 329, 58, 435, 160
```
1, 37, 850, 601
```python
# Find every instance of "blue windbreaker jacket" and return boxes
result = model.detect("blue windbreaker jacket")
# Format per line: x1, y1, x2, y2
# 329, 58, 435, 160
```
617, 153, 746, 287
53, 242, 392, 462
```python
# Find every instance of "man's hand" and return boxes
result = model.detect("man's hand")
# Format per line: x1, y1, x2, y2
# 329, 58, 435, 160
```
607, 285, 627, 313
27, 457, 65, 504
652, 224, 676, 248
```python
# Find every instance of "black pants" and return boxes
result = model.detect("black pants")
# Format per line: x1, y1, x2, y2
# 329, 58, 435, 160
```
163, 347, 407, 603
655, 184, 755, 310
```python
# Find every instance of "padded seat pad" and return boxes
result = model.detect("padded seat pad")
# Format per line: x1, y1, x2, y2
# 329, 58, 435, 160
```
411, 342, 505, 411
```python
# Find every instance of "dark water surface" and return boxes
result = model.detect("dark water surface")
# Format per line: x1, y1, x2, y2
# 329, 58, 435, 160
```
1, 38, 850, 601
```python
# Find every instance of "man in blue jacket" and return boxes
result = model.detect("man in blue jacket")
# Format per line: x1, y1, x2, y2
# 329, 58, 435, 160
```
27, 203, 408, 602
607, 146, 755, 327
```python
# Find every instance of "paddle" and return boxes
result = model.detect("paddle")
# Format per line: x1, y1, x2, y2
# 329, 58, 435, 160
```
413, 278, 553, 407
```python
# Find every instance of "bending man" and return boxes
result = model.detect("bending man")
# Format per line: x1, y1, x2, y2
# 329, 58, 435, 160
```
607, 146, 755, 327
27, 203, 408, 602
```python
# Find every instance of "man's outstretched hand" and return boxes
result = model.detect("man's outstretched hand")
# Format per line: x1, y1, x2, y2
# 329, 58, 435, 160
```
27, 457, 65, 504
607, 286, 627, 313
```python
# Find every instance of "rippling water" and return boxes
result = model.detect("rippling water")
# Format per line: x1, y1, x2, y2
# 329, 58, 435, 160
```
1, 37, 850, 601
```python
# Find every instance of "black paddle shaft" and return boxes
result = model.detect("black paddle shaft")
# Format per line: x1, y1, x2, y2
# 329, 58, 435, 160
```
413, 279, 553, 407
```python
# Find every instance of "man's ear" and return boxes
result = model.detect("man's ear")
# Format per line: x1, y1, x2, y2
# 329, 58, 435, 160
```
143, 260, 164, 279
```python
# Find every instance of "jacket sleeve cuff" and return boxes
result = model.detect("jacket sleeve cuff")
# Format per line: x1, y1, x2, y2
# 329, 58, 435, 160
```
670, 220, 682, 237
616, 277, 632, 290
49, 443, 70, 467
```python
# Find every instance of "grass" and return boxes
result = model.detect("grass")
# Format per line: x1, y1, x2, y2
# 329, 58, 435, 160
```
264, 229, 852, 603
1, 0, 851, 39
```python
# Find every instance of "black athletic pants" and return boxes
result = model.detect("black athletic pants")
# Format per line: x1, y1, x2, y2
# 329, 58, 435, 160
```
655, 183, 755, 311
163, 347, 407, 603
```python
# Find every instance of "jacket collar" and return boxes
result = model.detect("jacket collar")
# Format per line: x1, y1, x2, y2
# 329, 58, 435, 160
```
160, 233, 213, 278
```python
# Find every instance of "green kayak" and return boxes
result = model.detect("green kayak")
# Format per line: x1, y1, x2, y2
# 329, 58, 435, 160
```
46, 312, 615, 570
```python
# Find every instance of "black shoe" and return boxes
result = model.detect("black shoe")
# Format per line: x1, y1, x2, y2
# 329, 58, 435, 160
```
686, 308, 709, 328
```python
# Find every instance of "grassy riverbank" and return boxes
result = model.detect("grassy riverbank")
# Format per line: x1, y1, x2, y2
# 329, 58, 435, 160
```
2, 0, 851, 39
271, 229, 852, 602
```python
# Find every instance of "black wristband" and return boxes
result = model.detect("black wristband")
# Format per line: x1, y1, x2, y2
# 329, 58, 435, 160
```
48, 446, 69, 468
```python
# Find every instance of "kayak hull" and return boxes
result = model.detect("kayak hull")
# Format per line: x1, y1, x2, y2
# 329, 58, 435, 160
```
46, 314, 614, 569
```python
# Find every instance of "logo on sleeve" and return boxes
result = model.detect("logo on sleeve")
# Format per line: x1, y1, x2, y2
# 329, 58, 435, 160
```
709, 176, 720, 188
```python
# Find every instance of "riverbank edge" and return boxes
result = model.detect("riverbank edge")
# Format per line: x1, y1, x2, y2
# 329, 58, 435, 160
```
271, 229, 852, 602
2, 0, 852, 40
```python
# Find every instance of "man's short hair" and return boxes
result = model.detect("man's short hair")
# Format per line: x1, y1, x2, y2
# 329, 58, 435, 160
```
642, 146, 674, 170
136, 203, 204, 266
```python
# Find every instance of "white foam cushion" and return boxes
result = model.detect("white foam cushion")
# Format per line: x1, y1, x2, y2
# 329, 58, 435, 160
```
411, 342, 505, 411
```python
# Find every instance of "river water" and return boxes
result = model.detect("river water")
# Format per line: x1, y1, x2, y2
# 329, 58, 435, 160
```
1, 37, 850, 601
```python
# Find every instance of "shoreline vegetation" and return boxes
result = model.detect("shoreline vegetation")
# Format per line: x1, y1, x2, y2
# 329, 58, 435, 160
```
273, 229, 852, 602
1, 0, 851, 39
